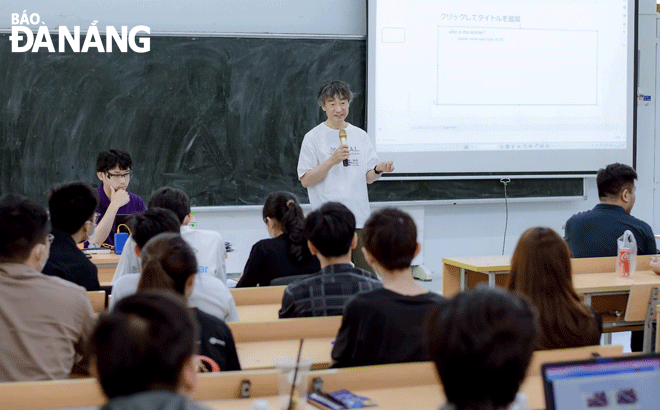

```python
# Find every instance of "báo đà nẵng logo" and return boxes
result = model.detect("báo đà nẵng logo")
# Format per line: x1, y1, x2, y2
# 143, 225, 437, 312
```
9, 11, 150, 53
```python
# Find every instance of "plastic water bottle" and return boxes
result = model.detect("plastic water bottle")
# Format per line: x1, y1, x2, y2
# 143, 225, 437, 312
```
189, 211, 197, 228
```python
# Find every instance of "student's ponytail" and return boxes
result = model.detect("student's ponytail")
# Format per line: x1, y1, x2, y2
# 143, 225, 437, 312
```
263, 192, 311, 265
138, 257, 176, 293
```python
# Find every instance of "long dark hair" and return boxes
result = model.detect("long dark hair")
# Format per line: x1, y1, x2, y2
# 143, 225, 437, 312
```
507, 227, 600, 350
262, 192, 311, 265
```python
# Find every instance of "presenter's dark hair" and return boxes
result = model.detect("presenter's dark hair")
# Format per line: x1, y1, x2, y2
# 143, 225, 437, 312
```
263, 192, 312, 265
130, 208, 180, 250
96, 149, 132, 173
317, 80, 353, 106
304, 202, 355, 257
0, 194, 50, 263
89, 291, 197, 399
48, 182, 99, 235
363, 208, 417, 271
596, 163, 637, 199
507, 227, 601, 350
138, 233, 197, 296
148, 186, 191, 224
426, 287, 536, 410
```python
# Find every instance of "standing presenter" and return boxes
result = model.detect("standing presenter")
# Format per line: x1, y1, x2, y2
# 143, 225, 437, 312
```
297, 81, 394, 272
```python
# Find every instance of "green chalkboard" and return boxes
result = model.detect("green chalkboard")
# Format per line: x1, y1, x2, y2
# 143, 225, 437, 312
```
0, 34, 366, 206
0, 33, 583, 206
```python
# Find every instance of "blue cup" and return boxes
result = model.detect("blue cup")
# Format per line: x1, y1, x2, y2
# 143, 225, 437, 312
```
114, 232, 129, 254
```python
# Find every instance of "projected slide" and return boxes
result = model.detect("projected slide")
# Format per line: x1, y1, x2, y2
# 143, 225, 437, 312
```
435, 27, 597, 106
368, 0, 634, 174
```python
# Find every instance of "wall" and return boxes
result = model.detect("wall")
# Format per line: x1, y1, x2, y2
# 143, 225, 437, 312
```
2, 0, 656, 278
0, 1, 366, 35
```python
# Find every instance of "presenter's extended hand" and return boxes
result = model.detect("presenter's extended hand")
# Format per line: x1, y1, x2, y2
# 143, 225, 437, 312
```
110, 186, 130, 208
376, 161, 395, 173
330, 144, 350, 165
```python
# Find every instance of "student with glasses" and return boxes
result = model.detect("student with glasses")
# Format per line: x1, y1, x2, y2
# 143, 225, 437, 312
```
89, 150, 146, 247
43, 182, 102, 291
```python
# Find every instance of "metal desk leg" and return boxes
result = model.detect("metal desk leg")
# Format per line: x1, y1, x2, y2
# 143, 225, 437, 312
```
459, 268, 466, 291
488, 272, 495, 287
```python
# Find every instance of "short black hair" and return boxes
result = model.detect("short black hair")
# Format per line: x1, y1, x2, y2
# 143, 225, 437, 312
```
147, 187, 191, 224
48, 182, 99, 235
304, 202, 355, 257
96, 149, 132, 173
0, 195, 50, 263
129, 208, 180, 250
363, 208, 417, 271
597, 163, 637, 199
89, 291, 197, 399
427, 287, 537, 410
316, 80, 354, 106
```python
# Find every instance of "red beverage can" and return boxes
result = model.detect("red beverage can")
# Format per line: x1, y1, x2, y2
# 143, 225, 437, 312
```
618, 248, 631, 277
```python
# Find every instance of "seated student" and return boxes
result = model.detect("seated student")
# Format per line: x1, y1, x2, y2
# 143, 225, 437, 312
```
331, 208, 446, 367
112, 186, 227, 283
0, 194, 95, 381
137, 233, 240, 371
89, 292, 208, 409
90, 149, 146, 247
110, 208, 238, 322
426, 287, 537, 410
42, 182, 101, 291
237, 192, 320, 287
506, 227, 602, 350
279, 202, 382, 318
565, 163, 657, 258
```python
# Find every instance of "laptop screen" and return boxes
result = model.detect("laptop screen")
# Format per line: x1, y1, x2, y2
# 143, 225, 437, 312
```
542, 354, 660, 410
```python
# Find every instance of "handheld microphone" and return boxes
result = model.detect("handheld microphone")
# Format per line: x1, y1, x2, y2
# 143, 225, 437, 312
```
339, 129, 349, 167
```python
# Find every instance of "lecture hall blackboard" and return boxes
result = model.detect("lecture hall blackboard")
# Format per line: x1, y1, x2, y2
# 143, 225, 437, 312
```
0, 33, 582, 206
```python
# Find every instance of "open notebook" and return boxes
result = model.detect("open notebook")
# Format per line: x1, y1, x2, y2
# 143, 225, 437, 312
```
542, 354, 660, 409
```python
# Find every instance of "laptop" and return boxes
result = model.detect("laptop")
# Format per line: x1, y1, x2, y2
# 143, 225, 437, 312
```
542, 354, 660, 409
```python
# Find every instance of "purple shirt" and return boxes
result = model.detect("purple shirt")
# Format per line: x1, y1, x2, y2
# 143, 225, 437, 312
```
95, 185, 146, 246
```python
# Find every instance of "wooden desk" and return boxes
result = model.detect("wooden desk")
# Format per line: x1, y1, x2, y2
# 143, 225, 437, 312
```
199, 366, 545, 410
229, 317, 341, 370
442, 255, 511, 296
236, 304, 281, 322
89, 252, 120, 286
236, 338, 334, 370
230, 286, 285, 306
443, 255, 659, 297
442, 255, 660, 334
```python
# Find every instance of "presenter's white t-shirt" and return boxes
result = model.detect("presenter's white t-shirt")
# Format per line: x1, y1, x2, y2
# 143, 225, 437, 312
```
297, 123, 379, 228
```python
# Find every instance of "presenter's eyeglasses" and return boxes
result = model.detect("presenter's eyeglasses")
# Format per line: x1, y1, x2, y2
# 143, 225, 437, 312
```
106, 171, 132, 181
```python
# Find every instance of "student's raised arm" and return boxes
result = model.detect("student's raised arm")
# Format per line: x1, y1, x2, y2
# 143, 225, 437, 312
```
90, 186, 130, 246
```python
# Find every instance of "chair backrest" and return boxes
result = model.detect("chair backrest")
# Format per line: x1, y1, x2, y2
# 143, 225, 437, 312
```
230, 286, 286, 305
228, 316, 342, 342
527, 344, 624, 377
270, 274, 312, 286
624, 283, 659, 322
87, 290, 106, 313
